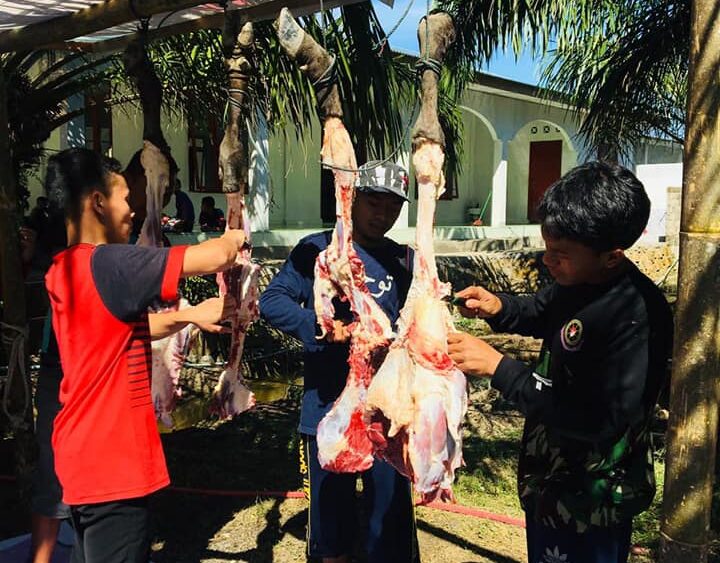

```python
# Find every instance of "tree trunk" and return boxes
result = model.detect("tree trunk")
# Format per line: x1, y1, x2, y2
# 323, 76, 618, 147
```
0, 68, 34, 507
659, 1, 720, 561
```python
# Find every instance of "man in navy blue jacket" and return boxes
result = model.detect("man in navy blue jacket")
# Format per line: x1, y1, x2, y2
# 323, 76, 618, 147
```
260, 161, 419, 563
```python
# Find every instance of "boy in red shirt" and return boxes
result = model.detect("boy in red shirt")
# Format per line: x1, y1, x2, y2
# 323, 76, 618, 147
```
44, 148, 246, 562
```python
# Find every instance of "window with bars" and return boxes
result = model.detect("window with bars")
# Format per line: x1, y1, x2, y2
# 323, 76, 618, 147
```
187, 116, 243, 193
84, 91, 112, 156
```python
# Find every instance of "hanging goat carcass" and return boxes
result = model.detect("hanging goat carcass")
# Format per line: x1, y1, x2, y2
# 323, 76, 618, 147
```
275, 8, 394, 471
365, 13, 468, 503
124, 36, 191, 427
211, 17, 258, 417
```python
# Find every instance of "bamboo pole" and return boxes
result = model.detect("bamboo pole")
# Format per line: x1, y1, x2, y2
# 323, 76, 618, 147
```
658, 0, 720, 561
0, 67, 34, 505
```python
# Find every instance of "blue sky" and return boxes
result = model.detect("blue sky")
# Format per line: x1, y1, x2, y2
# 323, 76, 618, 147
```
371, 0, 543, 86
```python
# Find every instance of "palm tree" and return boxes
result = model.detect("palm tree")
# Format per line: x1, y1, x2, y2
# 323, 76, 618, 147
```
438, 0, 689, 157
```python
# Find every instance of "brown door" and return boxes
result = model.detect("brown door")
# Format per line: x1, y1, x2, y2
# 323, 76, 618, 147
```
527, 140, 562, 222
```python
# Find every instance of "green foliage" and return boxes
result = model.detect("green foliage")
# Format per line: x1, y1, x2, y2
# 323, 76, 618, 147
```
6, 3, 469, 203
437, 0, 689, 157
181, 275, 219, 306
2, 50, 121, 209
541, 0, 689, 157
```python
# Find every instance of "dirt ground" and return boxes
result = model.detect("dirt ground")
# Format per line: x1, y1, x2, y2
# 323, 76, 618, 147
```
0, 379, 658, 563
149, 494, 527, 563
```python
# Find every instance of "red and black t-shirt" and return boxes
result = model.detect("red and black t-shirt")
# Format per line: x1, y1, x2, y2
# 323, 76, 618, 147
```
45, 243, 187, 505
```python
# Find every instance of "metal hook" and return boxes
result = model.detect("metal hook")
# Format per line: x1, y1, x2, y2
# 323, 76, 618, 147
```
129, 0, 150, 33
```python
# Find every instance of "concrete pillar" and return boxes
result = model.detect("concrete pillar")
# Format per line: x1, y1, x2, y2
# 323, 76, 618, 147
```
491, 138, 507, 226
393, 148, 411, 229
248, 113, 270, 232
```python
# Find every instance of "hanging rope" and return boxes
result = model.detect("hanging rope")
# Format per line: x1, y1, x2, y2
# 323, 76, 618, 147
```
375, 0, 418, 55
319, 0, 435, 174
1, 322, 30, 430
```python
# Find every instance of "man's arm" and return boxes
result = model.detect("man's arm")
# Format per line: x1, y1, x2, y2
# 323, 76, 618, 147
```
493, 320, 652, 443
460, 284, 555, 339
181, 229, 245, 277
148, 296, 236, 340
259, 241, 322, 347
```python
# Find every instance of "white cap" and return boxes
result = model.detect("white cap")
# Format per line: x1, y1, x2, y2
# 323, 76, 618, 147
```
355, 161, 409, 201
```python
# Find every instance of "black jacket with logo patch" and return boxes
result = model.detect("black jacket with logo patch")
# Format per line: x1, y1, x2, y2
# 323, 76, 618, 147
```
488, 261, 673, 531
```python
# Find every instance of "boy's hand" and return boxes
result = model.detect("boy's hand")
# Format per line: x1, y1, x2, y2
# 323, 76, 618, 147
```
221, 228, 247, 252
188, 295, 238, 333
325, 319, 351, 344
455, 285, 502, 319
447, 331, 503, 377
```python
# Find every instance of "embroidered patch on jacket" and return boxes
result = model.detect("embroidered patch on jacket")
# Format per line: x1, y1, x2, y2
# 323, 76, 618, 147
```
560, 319, 584, 351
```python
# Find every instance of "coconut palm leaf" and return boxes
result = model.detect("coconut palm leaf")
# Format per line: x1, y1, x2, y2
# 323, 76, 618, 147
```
437, 0, 688, 156
541, 0, 689, 156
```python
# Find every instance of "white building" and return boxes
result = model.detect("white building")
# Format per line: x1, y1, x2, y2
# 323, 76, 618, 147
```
28, 70, 683, 245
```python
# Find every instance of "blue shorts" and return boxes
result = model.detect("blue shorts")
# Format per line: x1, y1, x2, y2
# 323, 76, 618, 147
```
32, 365, 70, 519
300, 434, 420, 563
526, 517, 632, 563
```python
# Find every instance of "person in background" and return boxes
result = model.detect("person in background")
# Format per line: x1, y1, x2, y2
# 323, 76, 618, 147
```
199, 196, 225, 232
174, 179, 195, 233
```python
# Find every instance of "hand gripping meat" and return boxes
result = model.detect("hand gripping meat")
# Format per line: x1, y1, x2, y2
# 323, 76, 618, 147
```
365, 13, 467, 503
275, 9, 393, 472
211, 18, 258, 418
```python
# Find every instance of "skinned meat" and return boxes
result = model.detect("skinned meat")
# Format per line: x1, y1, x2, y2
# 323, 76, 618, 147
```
315, 118, 394, 473
211, 192, 257, 418
136, 141, 168, 248
135, 140, 190, 427
151, 300, 193, 427
366, 142, 467, 503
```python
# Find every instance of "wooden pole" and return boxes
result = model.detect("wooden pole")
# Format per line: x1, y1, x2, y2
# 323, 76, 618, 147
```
6, 0, 364, 54
0, 66, 34, 505
658, 0, 720, 561
0, 0, 204, 53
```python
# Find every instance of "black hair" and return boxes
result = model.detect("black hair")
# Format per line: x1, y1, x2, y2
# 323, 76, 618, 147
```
537, 161, 650, 251
202, 196, 215, 207
44, 148, 122, 221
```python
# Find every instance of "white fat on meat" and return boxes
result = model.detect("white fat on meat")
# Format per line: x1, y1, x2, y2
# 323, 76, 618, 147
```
137, 140, 169, 248
366, 141, 467, 503
151, 300, 194, 428
315, 118, 394, 473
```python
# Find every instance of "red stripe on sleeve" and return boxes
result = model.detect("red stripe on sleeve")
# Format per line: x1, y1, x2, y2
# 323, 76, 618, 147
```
160, 246, 189, 302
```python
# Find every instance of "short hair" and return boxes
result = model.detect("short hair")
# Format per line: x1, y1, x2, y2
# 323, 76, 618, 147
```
537, 161, 650, 251
201, 196, 215, 207
44, 148, 122, 221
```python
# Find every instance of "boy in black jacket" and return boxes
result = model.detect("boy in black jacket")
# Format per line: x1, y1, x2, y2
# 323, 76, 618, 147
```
448, 161, 673, 563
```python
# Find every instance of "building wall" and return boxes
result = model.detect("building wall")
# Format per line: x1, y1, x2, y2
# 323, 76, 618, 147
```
268, 121, 322, 228
635, 140, 684, 243
27, 74, 683, 234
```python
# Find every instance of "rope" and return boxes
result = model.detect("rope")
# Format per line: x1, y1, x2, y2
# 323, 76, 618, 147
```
0, 322, 30, 430
415, 57, 442, 78
312, 53, 338, 109
227, 88, 250, 110
375, 0, 418, 54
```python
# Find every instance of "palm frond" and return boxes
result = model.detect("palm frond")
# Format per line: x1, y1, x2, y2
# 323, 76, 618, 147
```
541, 0, 689, 156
